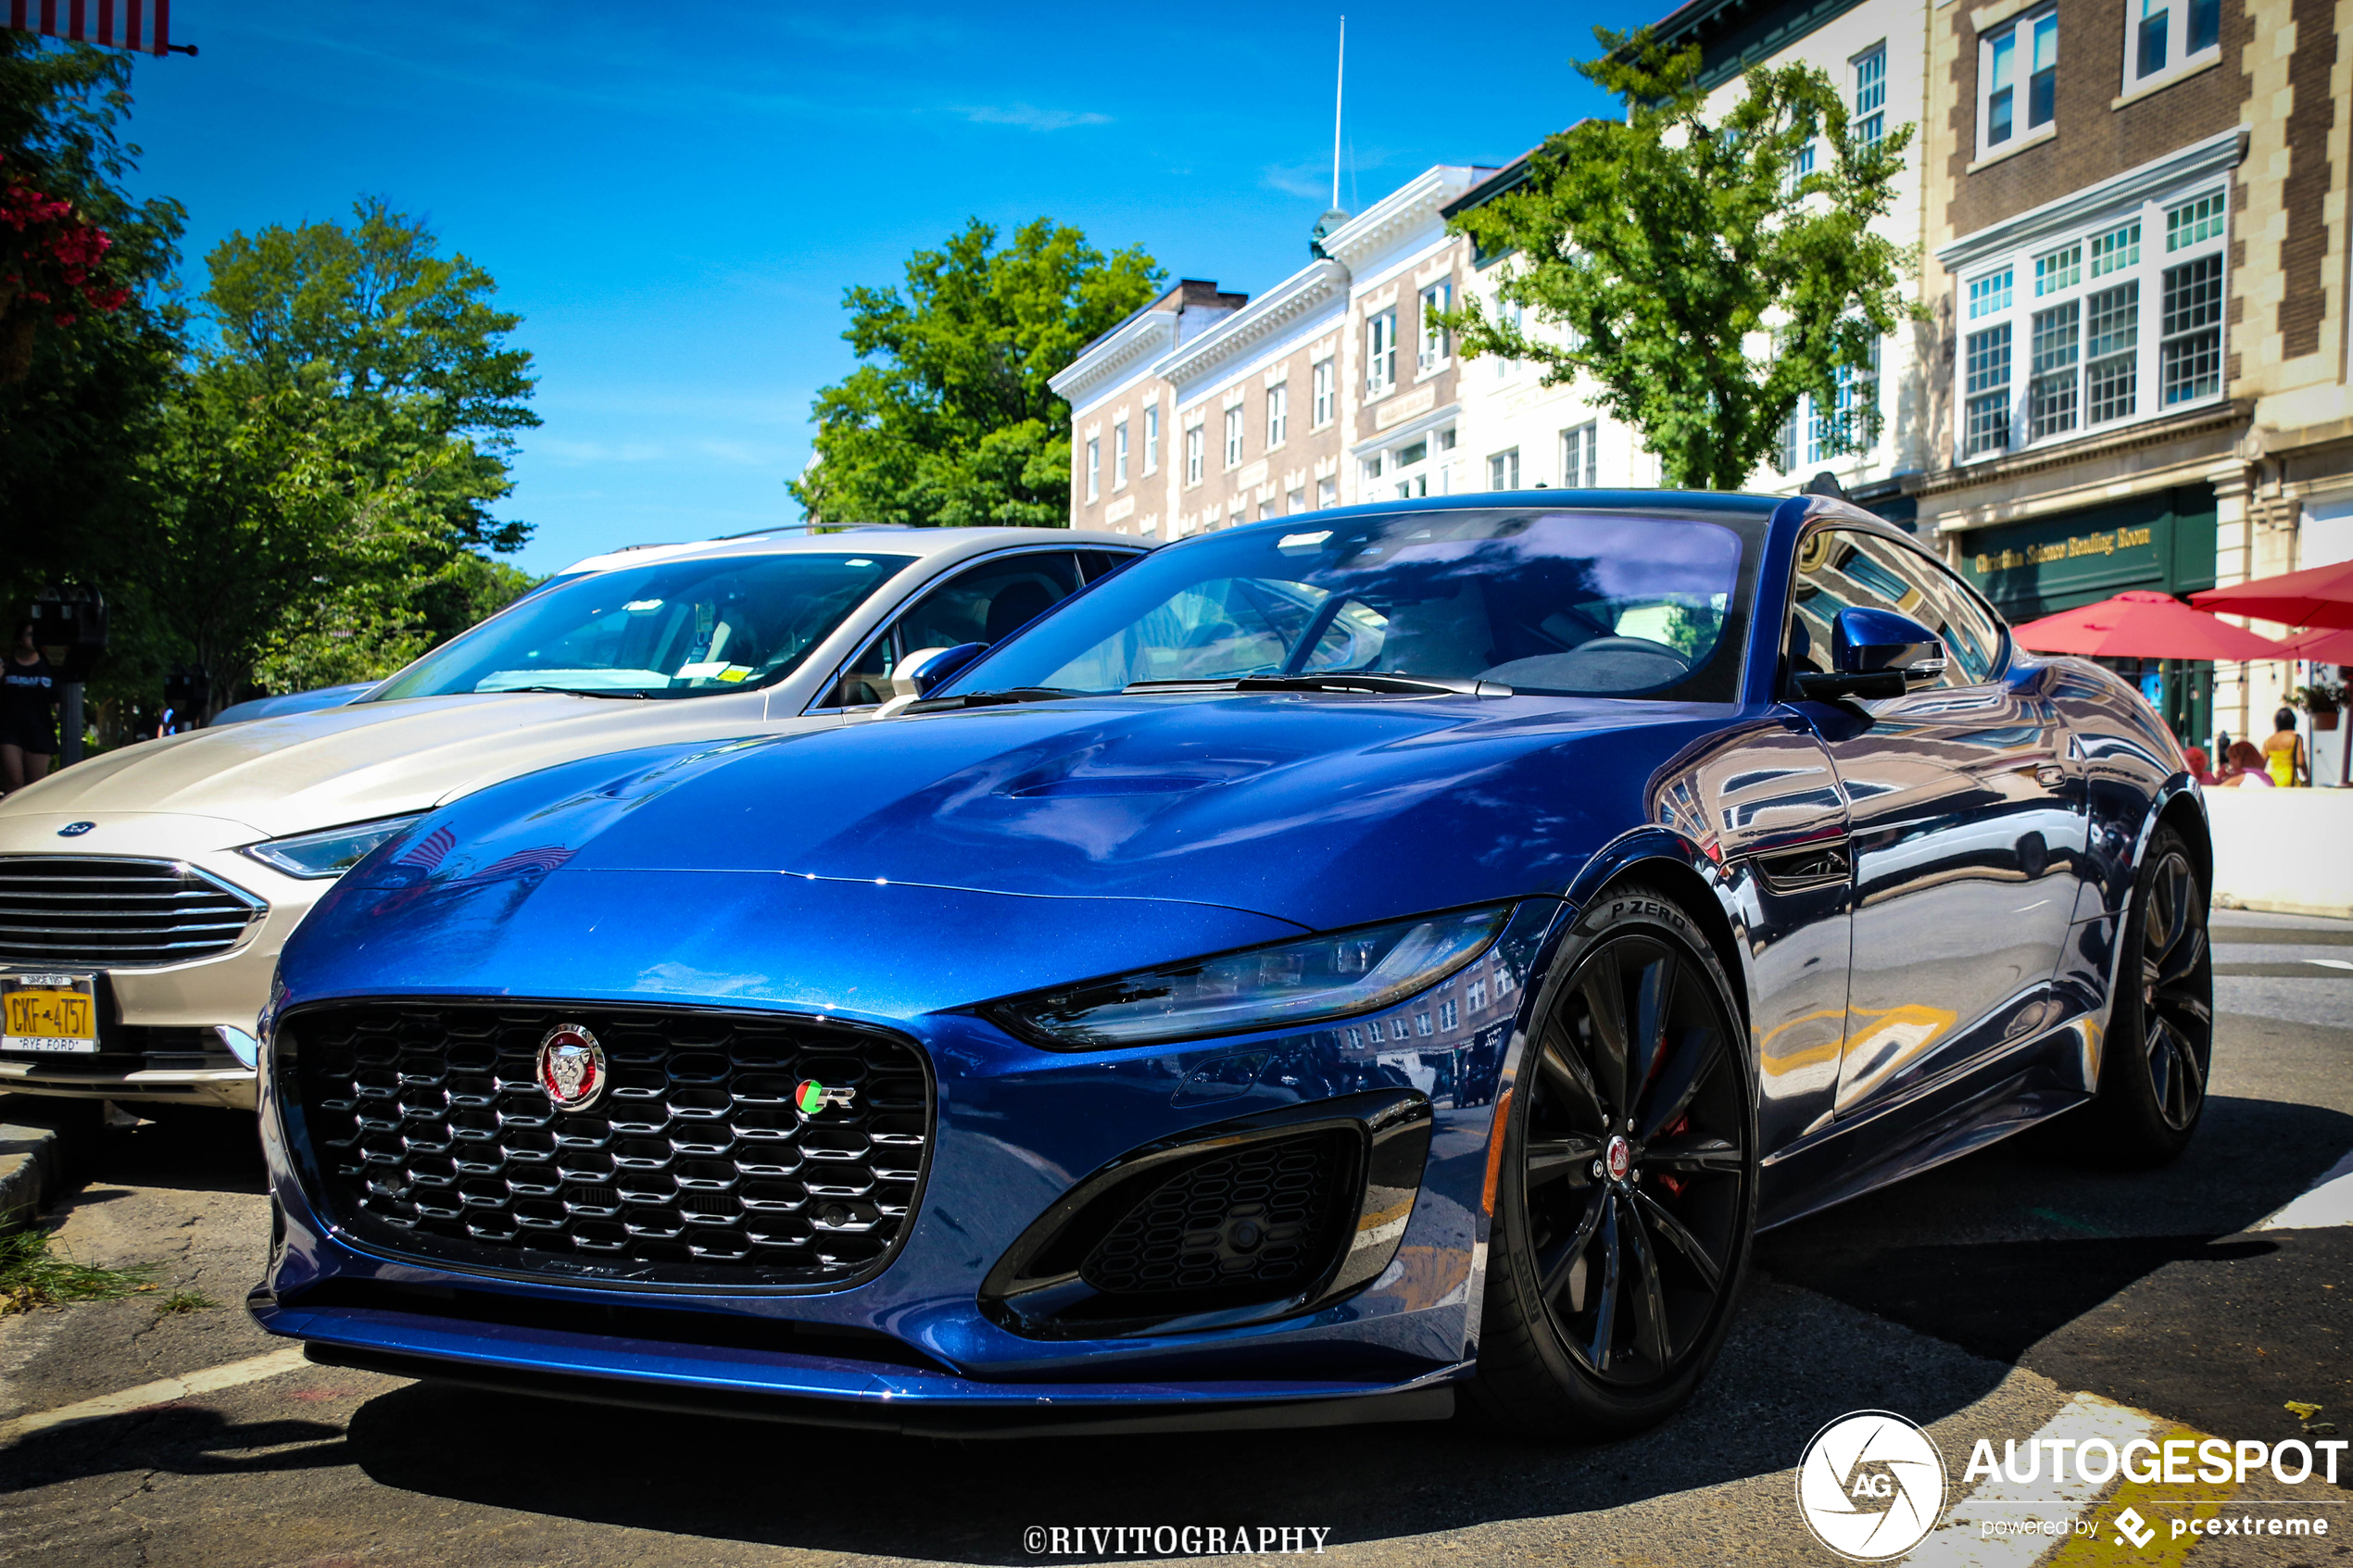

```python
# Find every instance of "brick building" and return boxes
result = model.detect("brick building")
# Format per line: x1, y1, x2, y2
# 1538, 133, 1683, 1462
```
1915, 0, 2351, 749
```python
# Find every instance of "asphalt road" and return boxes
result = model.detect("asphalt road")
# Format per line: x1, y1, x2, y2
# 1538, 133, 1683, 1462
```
1, 913, 2347, 1568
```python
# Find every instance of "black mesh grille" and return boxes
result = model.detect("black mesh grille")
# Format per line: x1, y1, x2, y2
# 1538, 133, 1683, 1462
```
0, 857, 262, 968
284, 1001, 933, 1289
1080, 1132, 1351, 1299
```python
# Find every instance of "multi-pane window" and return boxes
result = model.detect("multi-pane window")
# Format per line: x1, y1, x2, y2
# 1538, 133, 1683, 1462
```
1085, 438, 1100, 501
2035, 243, 2081, 296
1143, 406, 1159, 473
1439, 998, 1459, 1030
1955, 182, 2224, 455
1808, 337, 1881, 461
1286, 486, 1305, 514
1982, 10, 2057, 149
2090, 222, 2140, 276
1418, 282, 1452, 370
2029, 302, 2081, 439
1312, 359, 1335, 425
1184, 423, 1203, 485
1493, 297, 1523, 379
1965, 325, 2012, 455
1222, 405, 1244, 469
1365, 309, 1397, 393
1113, 420, 1128, 490
2126, 0, 2221, 90
2166, 192, 2224, 252
2160, 255, 2221, 404
1265, 383, 1289, 448
1854, 46, 1887, 146
1787, 140, 1817, 198
1562, 421, 1599, 486
2085, 282, 2140, 423
1489, 448, 1520, 489
1969, 269, 2014, 319
1317, 476, 1339, 508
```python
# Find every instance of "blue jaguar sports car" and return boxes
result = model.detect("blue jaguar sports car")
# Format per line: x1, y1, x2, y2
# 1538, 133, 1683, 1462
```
250, 493, 2211, 1437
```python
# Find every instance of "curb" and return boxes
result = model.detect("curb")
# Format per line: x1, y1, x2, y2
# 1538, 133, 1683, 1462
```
0, 1122, 61, 1225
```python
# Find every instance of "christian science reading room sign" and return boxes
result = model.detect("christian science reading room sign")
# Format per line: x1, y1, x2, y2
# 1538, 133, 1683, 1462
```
1957, 488, 2217, 624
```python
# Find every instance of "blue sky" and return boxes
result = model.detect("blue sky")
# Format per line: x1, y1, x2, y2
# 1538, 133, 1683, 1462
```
121, 2, 1625, 574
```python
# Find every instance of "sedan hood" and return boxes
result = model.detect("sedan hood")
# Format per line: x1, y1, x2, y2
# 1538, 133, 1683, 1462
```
0, 690, 780, 839
343, 692, 1730, 933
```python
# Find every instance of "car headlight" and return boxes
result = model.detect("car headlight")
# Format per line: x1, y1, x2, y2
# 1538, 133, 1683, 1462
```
984, 905, 1512, 1050
239, 815, 422, 880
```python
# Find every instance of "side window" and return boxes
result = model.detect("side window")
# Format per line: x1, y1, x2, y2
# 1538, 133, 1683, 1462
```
824, 553, 1082, 709
1075, 549, 1141, 583
1790, 529, 2003, 692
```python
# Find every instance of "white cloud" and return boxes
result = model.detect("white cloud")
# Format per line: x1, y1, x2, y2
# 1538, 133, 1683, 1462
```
951, 103, 1113, 132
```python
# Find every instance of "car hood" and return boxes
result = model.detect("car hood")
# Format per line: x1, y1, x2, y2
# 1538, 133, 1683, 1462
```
0, 690, 783, 840
338, 692, 1732, 933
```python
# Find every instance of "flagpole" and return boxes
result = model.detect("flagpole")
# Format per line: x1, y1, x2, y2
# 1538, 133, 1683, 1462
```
1331, 17, 1345, 213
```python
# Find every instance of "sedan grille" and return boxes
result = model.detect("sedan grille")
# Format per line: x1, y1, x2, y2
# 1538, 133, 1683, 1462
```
0, 857, 263, 968
283, 1001, 934, 1289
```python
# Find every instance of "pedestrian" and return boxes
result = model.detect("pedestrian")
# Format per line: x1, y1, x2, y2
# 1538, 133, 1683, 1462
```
2183, 746, 2221, 786
0, 621, 59, 792
2261, 706, 2309, 787
2219, 739, 2274, 786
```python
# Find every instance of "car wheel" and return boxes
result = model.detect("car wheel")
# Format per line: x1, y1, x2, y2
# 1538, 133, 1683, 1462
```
2081, 823, 2212, 1165
1471, 884, 1756, 1437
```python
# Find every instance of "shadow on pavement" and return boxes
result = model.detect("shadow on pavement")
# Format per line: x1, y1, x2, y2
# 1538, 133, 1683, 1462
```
0, 1094, 265, 1199
1, 1408, 347, 1493
324, 1277, 2012, 1563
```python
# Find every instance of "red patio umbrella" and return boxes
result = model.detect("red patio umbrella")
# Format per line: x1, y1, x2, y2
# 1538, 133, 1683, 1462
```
2276, 623, 2353, 664
2189, 558, 2353, 630
2010, 590, 2288, 660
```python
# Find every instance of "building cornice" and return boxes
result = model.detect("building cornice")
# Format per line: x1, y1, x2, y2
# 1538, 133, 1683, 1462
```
1048, 308, 1178, 409
1935, 129, 2249, 272
1160, 260, 1348, 390
1919, 399, 2251, 518
1320, 167, 1486, 272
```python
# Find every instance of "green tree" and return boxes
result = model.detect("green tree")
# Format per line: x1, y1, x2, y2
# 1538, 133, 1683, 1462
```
140, 200, 540, 713
793, 218, 1163, 527
1440, 28, 1914, 491
0, 34, 183, 629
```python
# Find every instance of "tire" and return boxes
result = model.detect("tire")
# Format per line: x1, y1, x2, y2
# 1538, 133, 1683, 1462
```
1471, 884, 1757, 1437
2078, 823, 2212, 1165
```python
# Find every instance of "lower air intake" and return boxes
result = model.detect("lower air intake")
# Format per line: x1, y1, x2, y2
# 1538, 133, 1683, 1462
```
1080, 1131, 1352, 1301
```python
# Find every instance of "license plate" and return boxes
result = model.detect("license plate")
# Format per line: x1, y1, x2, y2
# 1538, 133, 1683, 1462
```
2, 972, 98, 1053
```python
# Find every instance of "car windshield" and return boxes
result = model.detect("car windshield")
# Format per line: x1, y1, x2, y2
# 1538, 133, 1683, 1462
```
942, 508, 1762, 703
367, 552, 920, 701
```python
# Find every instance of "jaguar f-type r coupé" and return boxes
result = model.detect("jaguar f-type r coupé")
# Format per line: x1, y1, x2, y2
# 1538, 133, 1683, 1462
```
250, 492, 2211, 1438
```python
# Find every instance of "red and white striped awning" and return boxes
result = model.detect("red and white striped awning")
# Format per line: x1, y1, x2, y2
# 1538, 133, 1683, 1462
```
5, 0, 194, 56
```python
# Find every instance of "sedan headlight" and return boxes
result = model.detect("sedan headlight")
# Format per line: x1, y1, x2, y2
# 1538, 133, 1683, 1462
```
240, 815, 422, 880
985, 905, 1511, 1050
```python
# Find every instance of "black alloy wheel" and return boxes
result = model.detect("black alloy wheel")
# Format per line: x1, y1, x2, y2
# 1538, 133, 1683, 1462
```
2082, 823, 2211, 1163
1474, 886, 1756, 1436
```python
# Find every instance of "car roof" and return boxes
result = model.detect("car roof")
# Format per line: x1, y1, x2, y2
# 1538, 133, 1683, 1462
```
556, 526, 1144, 575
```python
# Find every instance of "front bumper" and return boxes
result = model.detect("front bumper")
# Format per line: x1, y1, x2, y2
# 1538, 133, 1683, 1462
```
252, 894, 1565, 1424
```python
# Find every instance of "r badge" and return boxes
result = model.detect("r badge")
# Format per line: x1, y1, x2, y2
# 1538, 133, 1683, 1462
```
795, 1079, 855, 1117
537, 1022, 606, 1112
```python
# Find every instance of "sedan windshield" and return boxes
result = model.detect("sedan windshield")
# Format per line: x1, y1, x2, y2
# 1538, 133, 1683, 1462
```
943, 508, 1761, 703
368, 553, 919, 701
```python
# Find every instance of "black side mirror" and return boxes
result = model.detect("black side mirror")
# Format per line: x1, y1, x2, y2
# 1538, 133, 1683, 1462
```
1796, 608, 1946, 700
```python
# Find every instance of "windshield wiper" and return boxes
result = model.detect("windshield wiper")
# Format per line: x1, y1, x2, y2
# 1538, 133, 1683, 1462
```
479, 684, 651, 699
906, 686, 1089, 713
1124, 674, 1514, 697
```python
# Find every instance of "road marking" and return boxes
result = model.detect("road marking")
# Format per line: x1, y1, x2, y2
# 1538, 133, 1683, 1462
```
2301, 958, 2353, 972
1901, 1392, 2158, 1566
0, 1345, 310, 1443
2035, 1425, 2234, 1568
2253, 1147, 2353, 1231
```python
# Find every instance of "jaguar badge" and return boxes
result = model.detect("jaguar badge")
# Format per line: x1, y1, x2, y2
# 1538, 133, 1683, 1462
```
536, 1023, 606, 1112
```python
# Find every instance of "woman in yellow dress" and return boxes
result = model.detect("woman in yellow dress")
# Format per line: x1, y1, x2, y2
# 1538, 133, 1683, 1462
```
2261, 707, 2309, 787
